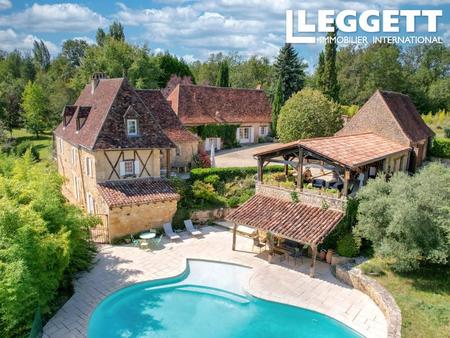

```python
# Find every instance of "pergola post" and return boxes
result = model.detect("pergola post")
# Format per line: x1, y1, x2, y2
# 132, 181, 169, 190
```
232, 223, 237, 251
165, 149, 171, 178
343, 169, 350, 197
257, 157, 264, 183
297, 146, 304, 191
309, 245, 317, 277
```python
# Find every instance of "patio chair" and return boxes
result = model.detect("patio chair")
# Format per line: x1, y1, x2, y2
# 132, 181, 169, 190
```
130, 234, 140, 247
184, 219, 202, 237
252, 236, 266, 253
150, 235, 163, 249
163, 222, 181, 241
312, 179, 326, 188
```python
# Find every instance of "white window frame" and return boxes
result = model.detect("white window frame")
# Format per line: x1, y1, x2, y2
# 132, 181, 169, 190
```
127, 119, 138, 136
59, 138, 64, 154
85, 157, 93, 177
86, 192, 95, 214
259, 126, 268, 137
73, 175, 80, 201
71, 147, 77, 164
119, 160, 140, 177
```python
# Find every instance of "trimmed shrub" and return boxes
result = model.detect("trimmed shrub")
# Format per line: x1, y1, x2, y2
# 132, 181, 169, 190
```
337, 233, 361, 257
203, 174, 221, 190
429, 138, 450, 159
190, 165, 284, 182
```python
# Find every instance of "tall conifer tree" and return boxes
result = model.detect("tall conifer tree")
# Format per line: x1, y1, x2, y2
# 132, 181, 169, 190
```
322, 26, 339, 101
216, 61, 230, 87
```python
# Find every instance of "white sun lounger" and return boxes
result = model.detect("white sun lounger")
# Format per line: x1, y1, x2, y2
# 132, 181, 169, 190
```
184, 220, 202, 237
163, 223, 181, 241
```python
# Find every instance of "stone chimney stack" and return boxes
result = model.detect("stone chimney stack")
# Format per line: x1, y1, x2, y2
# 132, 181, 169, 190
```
91, 72, 106, 95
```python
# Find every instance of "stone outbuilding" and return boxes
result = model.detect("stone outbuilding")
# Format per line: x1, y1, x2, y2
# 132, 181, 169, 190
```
336, 90, 435, 171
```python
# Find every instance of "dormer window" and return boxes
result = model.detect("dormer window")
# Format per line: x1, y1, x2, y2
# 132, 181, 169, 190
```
127, 119, 138, 136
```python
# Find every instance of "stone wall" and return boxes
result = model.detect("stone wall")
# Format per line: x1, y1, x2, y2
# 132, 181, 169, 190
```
191, 208, 232, 224
255, 183, 346, 211
334, 264, 402, 338
161, 140, 198, 170
108, 200, 178, 239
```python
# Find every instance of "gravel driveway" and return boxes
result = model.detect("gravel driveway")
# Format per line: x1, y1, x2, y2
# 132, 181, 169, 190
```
214, 143, 280, 167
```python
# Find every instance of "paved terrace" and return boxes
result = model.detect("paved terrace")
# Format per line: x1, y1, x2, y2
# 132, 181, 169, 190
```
43, 226, 387, 338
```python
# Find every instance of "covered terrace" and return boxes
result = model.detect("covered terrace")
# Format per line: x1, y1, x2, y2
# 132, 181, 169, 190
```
226, 194, 344, 277
253, 132, 410, 198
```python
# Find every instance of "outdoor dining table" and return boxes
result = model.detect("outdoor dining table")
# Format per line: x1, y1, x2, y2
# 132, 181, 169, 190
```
139, 232, 156, 247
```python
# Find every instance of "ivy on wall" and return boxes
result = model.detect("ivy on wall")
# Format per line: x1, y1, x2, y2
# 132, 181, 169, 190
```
190, 124, 240, 149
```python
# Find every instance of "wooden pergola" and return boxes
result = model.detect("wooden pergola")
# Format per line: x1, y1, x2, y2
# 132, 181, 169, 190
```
253, 133, 411, 196
226, 194, 343, 277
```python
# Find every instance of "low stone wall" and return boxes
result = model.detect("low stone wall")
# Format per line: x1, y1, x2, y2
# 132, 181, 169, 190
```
334, 264, 402, 338
256, 183, 346, 211
191, 207, 232, 224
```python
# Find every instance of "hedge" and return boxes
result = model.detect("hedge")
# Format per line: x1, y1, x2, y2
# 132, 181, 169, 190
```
429, 138, 450, 159
190, 165, 284, 182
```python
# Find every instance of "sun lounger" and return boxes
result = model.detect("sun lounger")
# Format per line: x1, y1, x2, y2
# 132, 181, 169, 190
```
163, 223, 181, 241
184, 220, 202, 237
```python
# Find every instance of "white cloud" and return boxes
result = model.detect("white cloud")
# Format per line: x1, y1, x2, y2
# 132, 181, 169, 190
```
0, 3, 107, 32
0, 28, 59, 54
0, 0, 11, 11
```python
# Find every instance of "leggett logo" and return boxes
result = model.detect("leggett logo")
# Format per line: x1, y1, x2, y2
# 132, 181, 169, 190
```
286, 9, 444, 44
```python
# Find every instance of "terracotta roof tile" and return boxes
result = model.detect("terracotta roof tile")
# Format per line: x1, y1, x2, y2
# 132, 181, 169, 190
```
137, 90, 199, 143
54, 78, 175, 150
97, 178, 180, 208
254, 133, 410, 168
167, 84, 272, 125
226, 194, 343, 245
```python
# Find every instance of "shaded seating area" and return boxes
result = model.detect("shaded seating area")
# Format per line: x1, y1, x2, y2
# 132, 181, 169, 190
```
226, 194, 343, 277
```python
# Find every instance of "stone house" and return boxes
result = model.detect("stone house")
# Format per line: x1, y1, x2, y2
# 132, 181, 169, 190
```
53, 76, 199, 240
166, 84, 272, 151
137, 89, 199, 172
336, 90, 435, 171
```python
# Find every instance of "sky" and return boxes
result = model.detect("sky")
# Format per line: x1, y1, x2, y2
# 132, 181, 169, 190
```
0, 0, 449, 71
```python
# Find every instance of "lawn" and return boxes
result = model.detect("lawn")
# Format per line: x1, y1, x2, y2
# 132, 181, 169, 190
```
11, 129, 53, 161
361, 260, 450, 338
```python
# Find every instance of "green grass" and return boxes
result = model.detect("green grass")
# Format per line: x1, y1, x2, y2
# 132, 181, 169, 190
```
11, 129, 53, 161
360, 259, 450, 338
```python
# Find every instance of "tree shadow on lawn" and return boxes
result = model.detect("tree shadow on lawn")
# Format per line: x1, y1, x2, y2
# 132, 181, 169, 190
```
397, 265, 450, 295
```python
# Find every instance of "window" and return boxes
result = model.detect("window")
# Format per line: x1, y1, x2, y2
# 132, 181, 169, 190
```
73, 175, 80, 201
239, 127, 249, 140
59, 138, 64, 154
119, 160, 140, 177
72, 147, 77, 164
85, 157, 93, 177
127, 119, 138, 136
176, 146, 181, 156
86, 192, 95, 214
260, 126, 268, 136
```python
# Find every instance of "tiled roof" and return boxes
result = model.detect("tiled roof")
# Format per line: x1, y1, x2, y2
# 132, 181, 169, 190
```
167, 84, 272, 125
97, 178, 180, 208
137, 90, 199, 143
226, 194, 343, 245
336, 90, 434, 144
254, 133, 410, 168
54, 78, 175, 150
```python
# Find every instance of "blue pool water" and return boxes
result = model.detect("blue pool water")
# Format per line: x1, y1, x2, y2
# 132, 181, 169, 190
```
88, 260, 362, 338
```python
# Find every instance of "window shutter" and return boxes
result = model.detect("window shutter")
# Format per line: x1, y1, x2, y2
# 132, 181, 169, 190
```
134, 160, 140, 176
236, 128, 240, 141
119, 161, 125, 177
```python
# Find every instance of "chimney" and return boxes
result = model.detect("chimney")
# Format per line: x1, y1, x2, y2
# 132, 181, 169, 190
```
91, 72, 106, 95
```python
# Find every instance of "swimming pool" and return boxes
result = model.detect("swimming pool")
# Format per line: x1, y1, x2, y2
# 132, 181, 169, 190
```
88, 260, 362, 338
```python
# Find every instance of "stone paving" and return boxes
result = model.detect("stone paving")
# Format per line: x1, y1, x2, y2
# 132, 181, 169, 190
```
43, 226, 387, 338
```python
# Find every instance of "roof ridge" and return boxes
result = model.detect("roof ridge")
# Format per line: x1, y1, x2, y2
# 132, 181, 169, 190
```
179, 83, 265, 92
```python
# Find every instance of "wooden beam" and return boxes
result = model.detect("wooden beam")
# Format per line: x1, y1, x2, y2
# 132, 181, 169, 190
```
232, 223, 237, 251
343, 169, 350, 197
165, 149, 170, 178
257, 157, 263, 183
267, 158, 299, 167
297, 146, 304, 191
309, 245, 317, 277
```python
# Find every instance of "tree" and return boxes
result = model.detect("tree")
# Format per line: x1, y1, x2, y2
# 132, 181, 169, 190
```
322, 26, 339, 101
216, 61, 230, 87
273, 43, 306, 104
109, 21, 125, 41
62, 39, 89, 67
156, 52, 195, 87
21, 81, 48, 138
96, 28, 106, 46
32, 40, 50, 70
271, 78, 282, 137
231, 55, 272, 89
128, 47, 161, 89
0, 77, 24, 135
276, 88, 342, 142
315, 51, 325, 89
355, 163, 450, 272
